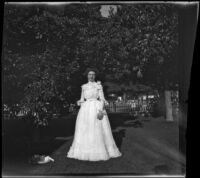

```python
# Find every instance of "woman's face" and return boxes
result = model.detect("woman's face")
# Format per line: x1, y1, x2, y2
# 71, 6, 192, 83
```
88, 71, 96, 82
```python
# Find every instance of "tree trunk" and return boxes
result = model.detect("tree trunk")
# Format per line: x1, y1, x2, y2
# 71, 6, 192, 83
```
165, 90, 174, 121
163, 59, 174, 121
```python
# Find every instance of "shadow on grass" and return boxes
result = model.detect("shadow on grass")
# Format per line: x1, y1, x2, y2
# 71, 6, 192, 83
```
123, 120, 144, 128
3, 113, 143, 162
112, 129, 126, 151
2, 116, 76, 165
108, 113, 132, 130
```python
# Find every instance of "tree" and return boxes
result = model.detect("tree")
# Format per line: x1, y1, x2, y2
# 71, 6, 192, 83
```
84, 4, 179, 121
3, 3, 179, 125
2, 4, 102, 131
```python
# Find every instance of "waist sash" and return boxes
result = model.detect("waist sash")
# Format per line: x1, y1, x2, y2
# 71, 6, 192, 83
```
85, 98, 98, 101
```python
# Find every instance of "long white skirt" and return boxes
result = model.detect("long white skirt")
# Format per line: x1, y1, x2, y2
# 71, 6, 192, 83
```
67, 99, 122, 161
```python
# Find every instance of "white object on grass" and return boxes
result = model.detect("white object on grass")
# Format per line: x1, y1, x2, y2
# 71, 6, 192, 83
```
37, 156, 54, 164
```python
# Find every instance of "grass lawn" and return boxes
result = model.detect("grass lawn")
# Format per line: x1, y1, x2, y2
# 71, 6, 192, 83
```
2, 114, 185, 176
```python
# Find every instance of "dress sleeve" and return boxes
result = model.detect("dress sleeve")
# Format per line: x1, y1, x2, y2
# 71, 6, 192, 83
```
98, 84, 108, 109
77, 85, 85, 106
80, 86, 85, 102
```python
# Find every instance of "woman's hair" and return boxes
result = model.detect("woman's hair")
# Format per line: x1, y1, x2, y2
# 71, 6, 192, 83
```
84, 67, 99, 77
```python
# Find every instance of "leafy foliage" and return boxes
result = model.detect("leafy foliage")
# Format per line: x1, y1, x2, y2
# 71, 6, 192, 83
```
3, 4, 179, 125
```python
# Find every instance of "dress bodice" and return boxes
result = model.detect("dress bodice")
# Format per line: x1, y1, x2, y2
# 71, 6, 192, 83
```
82, 81, 101, 100
77, 81, 107, 109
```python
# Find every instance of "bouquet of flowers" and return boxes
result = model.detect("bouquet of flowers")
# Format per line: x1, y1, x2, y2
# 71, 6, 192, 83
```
97, 109, 106, 120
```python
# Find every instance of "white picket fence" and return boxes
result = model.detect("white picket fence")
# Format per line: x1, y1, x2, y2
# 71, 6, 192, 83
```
105, 102, 140, 113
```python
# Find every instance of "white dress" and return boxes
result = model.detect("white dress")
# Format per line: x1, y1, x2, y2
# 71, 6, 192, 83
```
67, 81, 122, 161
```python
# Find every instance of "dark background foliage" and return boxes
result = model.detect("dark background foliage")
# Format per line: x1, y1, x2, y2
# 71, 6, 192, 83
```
2, 3, 179, 123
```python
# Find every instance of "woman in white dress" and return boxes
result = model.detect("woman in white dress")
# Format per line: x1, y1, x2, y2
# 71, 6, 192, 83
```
67, 68, 122, 161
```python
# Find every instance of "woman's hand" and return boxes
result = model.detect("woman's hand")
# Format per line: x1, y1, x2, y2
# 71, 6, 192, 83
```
77, 100, 84, 106
104, 100, 109, 106
97, 109, 106, 120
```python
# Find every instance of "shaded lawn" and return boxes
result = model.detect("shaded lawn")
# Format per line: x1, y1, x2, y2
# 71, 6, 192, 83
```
2, 113, 130, 163
2, 114, 185, 176
28, 118, 184, 175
